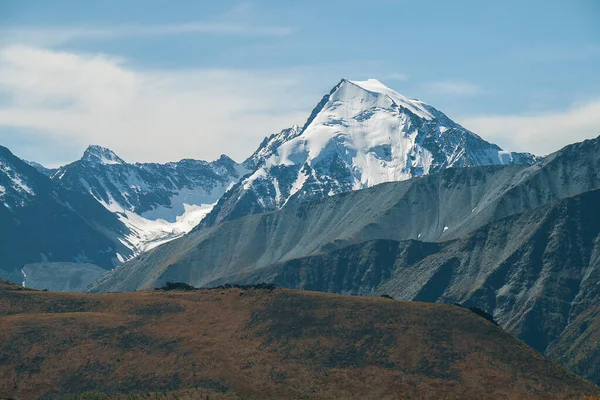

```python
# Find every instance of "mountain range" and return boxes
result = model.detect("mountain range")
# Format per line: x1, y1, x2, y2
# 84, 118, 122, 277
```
0, 145, 131, 285
0, 78, 534, 289
0, 143, 248, 288
199, 79, 535, 228
53, 145, 248, 255
2, 77, 600, 385
89, 134, 600, 384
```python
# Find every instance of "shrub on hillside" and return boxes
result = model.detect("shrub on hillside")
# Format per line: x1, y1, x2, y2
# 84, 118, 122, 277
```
468, 306, 499, 326
213, 283, 276, 291
156, 282, 197, 291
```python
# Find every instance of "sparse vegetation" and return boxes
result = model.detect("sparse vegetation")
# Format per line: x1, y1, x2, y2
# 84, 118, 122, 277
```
0, 281, 596, 399
156, 282, 197, 291
154, 282, 278, 292
211, 283, 277, 291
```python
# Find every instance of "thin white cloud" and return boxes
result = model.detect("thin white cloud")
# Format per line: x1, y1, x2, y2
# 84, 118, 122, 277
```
0, 22, 293, 46
424, 80, 483, 96
460, 100, 600, 155
383, 72, 409, 81
0, 45, 311, 163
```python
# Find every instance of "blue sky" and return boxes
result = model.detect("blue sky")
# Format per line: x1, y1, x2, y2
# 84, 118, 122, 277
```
0, 0, 598, 166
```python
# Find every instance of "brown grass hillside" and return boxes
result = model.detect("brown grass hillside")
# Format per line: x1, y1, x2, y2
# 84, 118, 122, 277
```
0, 280, 597, 400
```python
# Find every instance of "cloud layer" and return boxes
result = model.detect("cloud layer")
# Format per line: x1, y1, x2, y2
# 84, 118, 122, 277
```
0, 45, 310, 164
0, 44, 598, 165
461, 100, 600, 156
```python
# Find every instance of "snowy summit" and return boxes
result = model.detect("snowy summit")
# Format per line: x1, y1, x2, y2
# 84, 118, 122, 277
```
201, 78, 536, 227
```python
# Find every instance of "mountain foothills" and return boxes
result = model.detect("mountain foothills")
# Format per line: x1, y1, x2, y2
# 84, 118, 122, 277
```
0, 281, 597, 400
2, 77, 600, 389
91, 135, 600, 385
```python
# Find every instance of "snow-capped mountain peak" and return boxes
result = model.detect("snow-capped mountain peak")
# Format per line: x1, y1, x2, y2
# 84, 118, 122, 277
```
200, 78, 537, 228
82, 145, 126, 165
344, 78, 434, 120
52, 147, 249, 257
0, 146, 37, 207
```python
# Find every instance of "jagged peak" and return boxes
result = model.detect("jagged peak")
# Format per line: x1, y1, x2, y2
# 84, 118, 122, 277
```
0, 145, 15, 160
214, 154, 236, 164
82, 145, 125, 165
338, 78, 435, 120
243, 125, 303, 169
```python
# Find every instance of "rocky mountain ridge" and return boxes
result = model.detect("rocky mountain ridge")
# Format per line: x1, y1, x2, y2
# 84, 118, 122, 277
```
52, 145, 249, 256
0, 145, 131, 284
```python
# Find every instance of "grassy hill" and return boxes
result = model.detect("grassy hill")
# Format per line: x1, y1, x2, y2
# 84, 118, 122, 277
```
0, 280, 597, 399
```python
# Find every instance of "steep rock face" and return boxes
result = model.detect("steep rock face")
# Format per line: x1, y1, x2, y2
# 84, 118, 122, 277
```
201, 78, 535, 227
243, 125, 302, 170
0, 146, 131, 284
207, 239, 442, 296
53, 145, 249, 254
24, 160, 56, 177
548, 303, 600, 385
89, 136, 600, 294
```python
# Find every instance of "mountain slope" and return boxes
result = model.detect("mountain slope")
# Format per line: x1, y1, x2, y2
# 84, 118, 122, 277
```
89, 136, 600, 294
548, 302, 600, 386
201, 78, 535, 228
203, 188, 600, 384
24, 160, 56, 177
0, 146, 131, 284
53, 145, 249, 255
220, 190, 600, 345
0, 282, 597, 399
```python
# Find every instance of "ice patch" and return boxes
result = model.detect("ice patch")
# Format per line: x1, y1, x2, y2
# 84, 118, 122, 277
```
284, 169, 309, 206
141, 186, 227, 223
243, 169, 268, 190
273, 178, 282, 205
21, 268, 27, 287
497, 151, 513, 165
99, 156, 122, 165
11, 175, 34, 196
95, 192, 214, 257
53, 170, 66, 180
0, 162, 35, 197
443, 226, 449, 232
225, 181, 237, 192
